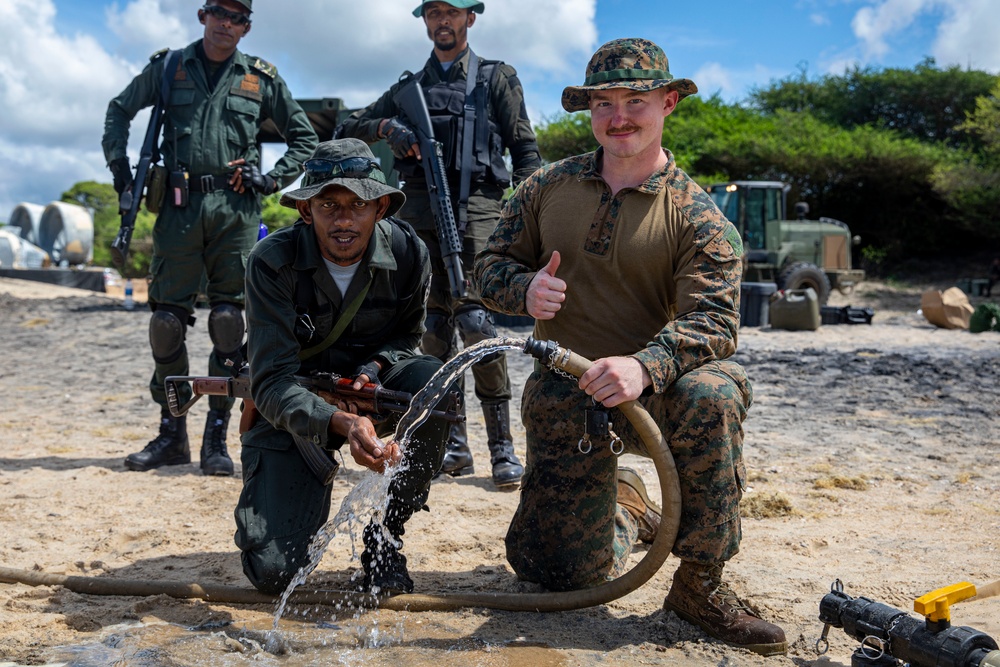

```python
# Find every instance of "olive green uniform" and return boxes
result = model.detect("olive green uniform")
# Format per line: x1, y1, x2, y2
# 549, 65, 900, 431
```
102, 40, 317, 411
234, 217, 449, 594
474, 148, 751, 590
338, 47, 540, 404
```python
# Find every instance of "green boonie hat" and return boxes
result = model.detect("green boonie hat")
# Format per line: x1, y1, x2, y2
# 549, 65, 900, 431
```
561, 38, 698, 112
412, 0, 485, 17
231, 0, 252, 13
280, 138, 405, 217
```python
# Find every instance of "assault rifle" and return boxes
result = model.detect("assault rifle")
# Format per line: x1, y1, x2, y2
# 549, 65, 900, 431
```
111, 49, 180, 268
394, 80, 467, 298
164, 370, 464, 429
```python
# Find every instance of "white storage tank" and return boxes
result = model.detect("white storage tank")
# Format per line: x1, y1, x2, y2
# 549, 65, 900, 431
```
8, 202, 45, 246
38, 201, 94, 266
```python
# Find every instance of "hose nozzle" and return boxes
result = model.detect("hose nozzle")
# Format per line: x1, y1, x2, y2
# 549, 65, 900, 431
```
523, 336, 559, 363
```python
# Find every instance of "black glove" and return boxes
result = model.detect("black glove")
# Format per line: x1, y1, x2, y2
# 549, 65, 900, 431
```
239, 164, 277, 195
381, 117, 418, 159
109, 157, 133, 196
353, 361, 381, 386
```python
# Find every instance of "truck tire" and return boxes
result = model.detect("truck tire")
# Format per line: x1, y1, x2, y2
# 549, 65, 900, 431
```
778, 261, 832, 305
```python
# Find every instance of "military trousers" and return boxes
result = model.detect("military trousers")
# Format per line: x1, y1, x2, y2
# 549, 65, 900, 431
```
147, 190, 259, 412
400, 185, 511, 403
506, 359, 752, 592
233, 355, 450, 595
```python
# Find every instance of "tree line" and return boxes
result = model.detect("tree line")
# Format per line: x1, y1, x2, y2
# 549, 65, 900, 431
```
535, 58, 1000, 272
42, 59, 1000, 277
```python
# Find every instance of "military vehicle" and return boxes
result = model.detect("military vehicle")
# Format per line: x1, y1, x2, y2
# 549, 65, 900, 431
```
705, 180, 864, 304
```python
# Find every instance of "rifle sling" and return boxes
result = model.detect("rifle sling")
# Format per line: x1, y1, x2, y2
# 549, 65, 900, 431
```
154, 50, 182, 165
457, 51, 479, 233
297, 279, 372, 361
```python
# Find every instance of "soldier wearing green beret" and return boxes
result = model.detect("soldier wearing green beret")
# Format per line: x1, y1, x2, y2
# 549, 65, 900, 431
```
102, 0, 318, 477
338, 0, 540, 492
474, 38, 787, 656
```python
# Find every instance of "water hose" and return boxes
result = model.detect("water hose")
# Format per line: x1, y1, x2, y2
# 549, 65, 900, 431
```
0, 338, 682, 613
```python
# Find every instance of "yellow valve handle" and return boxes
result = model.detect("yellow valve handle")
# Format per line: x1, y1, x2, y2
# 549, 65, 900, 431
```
913, 582, 977, 623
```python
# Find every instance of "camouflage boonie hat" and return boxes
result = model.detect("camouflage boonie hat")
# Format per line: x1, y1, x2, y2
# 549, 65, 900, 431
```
561, 38, 698, 112
412, 0, 485, 17
280, 139, 405, 217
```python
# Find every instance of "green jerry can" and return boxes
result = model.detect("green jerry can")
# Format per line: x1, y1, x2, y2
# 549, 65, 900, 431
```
769, 287, 820, 331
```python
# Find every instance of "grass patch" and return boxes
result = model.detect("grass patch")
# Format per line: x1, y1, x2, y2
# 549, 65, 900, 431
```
741, 491, 796, 519
814, 476, 868, 491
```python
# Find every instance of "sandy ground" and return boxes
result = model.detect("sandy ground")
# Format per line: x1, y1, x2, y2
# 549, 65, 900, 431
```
0, 273, 998, 667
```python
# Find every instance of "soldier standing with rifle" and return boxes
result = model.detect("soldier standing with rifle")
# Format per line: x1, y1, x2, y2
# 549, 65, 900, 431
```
102, 0, 317, 477
338, 0, 541, 490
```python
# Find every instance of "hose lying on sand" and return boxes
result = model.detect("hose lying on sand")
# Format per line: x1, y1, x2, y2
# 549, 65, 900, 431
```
0, 339, 682, 613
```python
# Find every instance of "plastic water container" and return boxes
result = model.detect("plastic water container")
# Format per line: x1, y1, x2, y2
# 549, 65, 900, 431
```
740, 282, 777, 327
769, 288, 820, 330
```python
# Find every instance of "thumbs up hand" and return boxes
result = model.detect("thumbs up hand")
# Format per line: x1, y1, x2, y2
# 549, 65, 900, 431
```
526, 251, 567, 320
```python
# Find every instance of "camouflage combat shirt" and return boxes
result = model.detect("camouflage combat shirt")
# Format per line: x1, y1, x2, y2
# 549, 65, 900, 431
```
474, 147, 744, 393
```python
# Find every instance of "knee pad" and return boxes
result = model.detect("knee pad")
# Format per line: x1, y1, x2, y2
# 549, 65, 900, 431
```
208, 303, 245, 356
421, 310, 456, 361
149, 306, 187, 364
454, 306, 498, 347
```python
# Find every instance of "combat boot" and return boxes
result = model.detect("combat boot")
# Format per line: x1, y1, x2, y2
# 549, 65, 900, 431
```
616, 466, 661, 544
124, 410, 190, 471
360, 503, 415, 595
482, 401, 523, 490
200, 408, 234, 477
663, 561, 787, 656
437, 419, 475, 477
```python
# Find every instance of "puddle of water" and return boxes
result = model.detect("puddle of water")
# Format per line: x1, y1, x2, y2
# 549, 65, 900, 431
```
36, 615, 571, 667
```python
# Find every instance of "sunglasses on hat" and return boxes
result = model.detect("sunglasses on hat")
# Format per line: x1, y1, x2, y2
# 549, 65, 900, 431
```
304, 157, 387, 184
201, 5, 251, 26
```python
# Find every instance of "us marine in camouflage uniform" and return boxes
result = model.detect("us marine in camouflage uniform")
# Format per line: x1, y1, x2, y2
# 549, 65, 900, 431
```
337, 0, 540, 490
474, 38, 787, 656
102, 0, 317, 477
235, 138, 450, 595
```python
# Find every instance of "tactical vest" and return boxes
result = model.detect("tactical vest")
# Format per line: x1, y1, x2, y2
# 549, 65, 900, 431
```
394, 58, 510, 188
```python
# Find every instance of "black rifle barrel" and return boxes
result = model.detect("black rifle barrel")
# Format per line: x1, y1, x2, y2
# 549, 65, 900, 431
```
394, 81, 467, 298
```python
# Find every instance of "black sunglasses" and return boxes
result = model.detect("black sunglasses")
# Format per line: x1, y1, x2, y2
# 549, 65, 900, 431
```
304, 157, 387, 184
201, 5, 251, 26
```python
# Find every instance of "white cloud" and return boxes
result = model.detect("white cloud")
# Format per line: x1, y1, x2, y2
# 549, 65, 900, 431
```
106, 0, 193, 60
851, 0, 926, 59
692, 62, 736, 100
851, 0, 1000, 71
931, 0, 1000, 70
0, 0, 596, 218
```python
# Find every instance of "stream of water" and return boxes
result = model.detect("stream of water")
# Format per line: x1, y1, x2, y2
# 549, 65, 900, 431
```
265, 337, 528, 650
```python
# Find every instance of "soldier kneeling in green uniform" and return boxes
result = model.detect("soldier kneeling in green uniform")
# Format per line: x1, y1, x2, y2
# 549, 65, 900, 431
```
234, 139, 450, 595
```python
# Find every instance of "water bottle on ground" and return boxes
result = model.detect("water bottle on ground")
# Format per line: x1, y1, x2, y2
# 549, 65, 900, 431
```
124, 279, 135, 311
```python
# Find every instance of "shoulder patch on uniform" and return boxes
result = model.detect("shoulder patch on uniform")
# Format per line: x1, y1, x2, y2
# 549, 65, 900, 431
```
723, 225, 744, 258
250, 57, 276, 78
149, 48, 169, 62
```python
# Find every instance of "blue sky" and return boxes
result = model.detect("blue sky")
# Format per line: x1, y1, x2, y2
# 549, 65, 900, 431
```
1, 0, 998, 223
